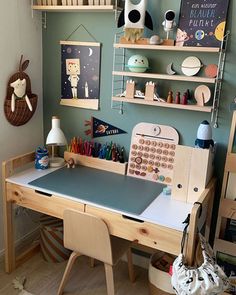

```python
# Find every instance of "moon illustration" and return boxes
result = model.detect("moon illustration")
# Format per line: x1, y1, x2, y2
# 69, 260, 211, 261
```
166, 63, 176, 75
89, 48, 93, 57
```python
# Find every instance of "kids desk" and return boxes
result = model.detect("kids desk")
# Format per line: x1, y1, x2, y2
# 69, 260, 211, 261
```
2, 152, 216, 273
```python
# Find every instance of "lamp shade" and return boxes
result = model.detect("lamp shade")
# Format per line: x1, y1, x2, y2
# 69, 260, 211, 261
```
46, 116, 67, 146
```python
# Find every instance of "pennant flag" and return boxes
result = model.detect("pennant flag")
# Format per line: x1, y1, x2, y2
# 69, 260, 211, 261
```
85, 117, 126, 138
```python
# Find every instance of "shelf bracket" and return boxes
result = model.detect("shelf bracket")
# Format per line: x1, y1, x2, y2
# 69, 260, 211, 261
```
42, 11, 47, 29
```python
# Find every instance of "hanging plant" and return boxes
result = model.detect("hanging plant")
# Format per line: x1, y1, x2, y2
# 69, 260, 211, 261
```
4, 55, 38, 126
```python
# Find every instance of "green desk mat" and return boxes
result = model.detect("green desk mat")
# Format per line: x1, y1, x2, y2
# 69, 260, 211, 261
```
29, 166, 164, 215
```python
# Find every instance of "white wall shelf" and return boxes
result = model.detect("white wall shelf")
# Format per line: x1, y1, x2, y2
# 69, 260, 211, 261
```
32, 5, 120, 12
114, 43, 220, 53
111, 31, 230, 127
112, 71, 216, 84
112, 97, 212, 113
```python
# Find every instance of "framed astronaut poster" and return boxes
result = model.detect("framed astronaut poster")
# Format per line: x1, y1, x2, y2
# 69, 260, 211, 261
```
60, 41, 101, 110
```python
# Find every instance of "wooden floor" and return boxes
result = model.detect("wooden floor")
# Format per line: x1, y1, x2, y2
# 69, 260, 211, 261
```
0, 253, 150, 295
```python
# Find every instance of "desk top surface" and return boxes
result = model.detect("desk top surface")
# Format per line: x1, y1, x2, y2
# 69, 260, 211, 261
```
29, 166, 164, 216
7, 166, 193, 231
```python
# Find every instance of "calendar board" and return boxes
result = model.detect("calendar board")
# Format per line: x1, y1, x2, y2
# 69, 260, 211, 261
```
127, 123, 179, 185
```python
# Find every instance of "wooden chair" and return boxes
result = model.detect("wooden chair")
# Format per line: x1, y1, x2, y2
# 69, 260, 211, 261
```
57, 209, 135, 295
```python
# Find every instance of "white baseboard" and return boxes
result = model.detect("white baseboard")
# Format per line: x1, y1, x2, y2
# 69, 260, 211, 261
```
0, 227, 40, 262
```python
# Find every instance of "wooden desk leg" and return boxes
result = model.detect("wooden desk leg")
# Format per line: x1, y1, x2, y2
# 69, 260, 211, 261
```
2, 160, 15, 273
3, 200, 15, 273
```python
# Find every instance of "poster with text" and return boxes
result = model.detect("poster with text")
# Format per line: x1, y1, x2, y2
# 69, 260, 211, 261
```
175, 0, 229, 47
60, 41, 101, 110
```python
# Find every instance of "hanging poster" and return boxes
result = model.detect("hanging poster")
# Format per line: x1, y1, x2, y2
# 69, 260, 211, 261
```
84, 117, 127, 138
175, 0, 229, 47
60, 41, 101, 110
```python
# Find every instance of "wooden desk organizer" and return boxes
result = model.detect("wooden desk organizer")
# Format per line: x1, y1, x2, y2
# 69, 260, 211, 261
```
171, 145, 214, 203
64, 151, 127, 175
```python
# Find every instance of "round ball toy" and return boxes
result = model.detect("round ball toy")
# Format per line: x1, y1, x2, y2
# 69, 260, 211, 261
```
195, 120, 214, 149
127, 55, 149, 73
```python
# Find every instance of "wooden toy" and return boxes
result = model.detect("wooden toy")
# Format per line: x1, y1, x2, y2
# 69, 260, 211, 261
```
205, 64, 218, 78
117, 0, 153, 43
195, 120, 214, 149
171, 145, 214, 203
66, 158, 75, 169
166, 62, 176, 75
127, 122, 179, 185
194, 85, 211, 106
166, 91, 173, 103
126, 80, 135, 98
175, 91, 180, 104
149, 35, 163, 45
127, 55, 149, 73
145, 81, 155, 101
181, 56, 202, 76
181, 92, 188, 105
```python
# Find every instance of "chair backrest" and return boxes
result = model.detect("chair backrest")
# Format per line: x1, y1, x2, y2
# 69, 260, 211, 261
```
63, 209, 113, 265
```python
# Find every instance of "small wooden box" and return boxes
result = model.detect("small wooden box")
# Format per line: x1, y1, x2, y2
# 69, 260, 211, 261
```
171, 145, 214, 203
64, 151, 127, 175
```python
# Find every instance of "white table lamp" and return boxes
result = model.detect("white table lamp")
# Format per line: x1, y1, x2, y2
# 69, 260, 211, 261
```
46, 116, 67, 167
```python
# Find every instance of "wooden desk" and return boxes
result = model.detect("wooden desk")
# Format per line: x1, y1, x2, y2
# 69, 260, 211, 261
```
2, 152, 216, 273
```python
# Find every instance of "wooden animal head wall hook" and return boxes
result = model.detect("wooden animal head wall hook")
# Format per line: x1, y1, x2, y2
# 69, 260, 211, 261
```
4, 55, 38, 126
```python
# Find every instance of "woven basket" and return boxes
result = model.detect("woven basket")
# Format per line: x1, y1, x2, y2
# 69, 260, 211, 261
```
4, 94, 37, 126
40, 215, 71, 263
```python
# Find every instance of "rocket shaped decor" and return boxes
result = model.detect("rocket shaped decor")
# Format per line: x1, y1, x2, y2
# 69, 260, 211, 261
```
118, 0, 153, 43
85, 117, 127, 138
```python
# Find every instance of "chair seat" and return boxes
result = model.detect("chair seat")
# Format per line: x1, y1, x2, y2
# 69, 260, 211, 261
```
111, 236, 132, 265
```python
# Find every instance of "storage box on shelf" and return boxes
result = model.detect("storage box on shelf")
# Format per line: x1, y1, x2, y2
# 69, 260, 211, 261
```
111, 32, 229, 127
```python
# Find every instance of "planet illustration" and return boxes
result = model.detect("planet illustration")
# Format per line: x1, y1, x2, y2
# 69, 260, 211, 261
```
96, 124, 108, 134
127, 55, 149, 73
195, 30, 205, 41
215, 21, 226, 41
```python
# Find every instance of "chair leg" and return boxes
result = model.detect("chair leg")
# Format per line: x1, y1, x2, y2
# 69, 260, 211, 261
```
104, 263, 115, 295
57, 251, 80, 295
126, 248, 135, 283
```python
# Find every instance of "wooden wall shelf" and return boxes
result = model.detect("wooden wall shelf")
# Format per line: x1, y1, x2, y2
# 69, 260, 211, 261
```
114, 43, 220, 53
112, 71, 216, 84
32, 5, 119, 12
112, 97, 212, 113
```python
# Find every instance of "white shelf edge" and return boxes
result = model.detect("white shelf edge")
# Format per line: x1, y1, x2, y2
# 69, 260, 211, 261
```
114, 43, 220, 53
112, 96, 212, 113
112, 71, 216, 84
32, 5, 120, 12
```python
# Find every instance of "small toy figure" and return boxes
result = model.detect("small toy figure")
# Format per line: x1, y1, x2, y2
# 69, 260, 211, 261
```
66, 158, 75, 168
175, 92, 180, 104
195, 120, 214, 149
186, 89, 191, 101
167, 91, 173, 103
181, 92, 188, 105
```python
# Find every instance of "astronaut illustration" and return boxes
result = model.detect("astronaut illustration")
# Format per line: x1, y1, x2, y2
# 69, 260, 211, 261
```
66, 59, 80, 98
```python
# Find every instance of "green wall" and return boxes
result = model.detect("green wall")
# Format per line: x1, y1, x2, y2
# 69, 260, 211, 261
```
43, 0, 236, 226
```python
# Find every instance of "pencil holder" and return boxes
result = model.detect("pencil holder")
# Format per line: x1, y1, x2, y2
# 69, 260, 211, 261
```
35, 147, 49, 170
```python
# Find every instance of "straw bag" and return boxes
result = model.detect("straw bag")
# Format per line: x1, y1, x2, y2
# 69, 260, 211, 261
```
171, 215, 229, 295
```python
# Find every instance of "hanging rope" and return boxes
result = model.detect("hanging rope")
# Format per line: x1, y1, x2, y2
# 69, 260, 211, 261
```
65, 24, 98, 42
